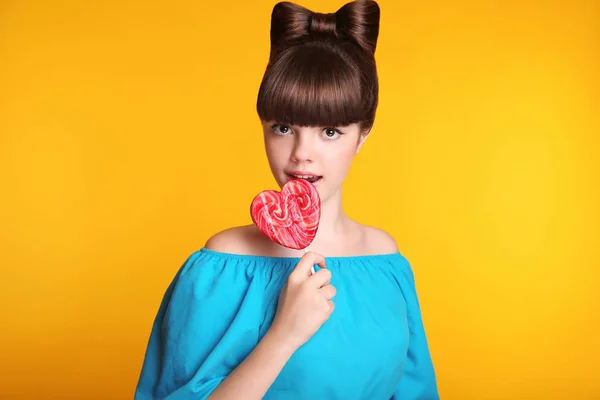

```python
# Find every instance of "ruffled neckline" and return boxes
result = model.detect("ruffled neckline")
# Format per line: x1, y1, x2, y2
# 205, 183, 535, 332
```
199, 247, 404, 263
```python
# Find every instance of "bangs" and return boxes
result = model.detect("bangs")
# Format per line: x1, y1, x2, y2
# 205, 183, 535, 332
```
257, 44, 368, 127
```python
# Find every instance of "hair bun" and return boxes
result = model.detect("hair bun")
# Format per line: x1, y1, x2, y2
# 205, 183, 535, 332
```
270, 1, 380, 56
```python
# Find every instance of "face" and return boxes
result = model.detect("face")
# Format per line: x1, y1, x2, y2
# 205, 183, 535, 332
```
262, 121, 369, 204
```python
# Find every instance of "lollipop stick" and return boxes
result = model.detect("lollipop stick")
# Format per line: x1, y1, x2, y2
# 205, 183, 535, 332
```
304, 247, 316, 275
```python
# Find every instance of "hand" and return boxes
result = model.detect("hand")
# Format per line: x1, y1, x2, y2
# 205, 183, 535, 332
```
268, 251, 336, 351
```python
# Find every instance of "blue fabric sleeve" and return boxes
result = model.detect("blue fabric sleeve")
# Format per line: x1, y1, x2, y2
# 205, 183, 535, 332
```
134, 251, 263, 400
392, 259, 440, 400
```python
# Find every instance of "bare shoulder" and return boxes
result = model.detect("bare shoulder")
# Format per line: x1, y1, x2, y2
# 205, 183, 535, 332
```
204, 224, 270, 255
204, 225, 255, 254
361, 225, 400, 254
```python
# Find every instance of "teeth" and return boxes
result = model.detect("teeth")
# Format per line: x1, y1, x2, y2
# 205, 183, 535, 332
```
292, 174, 316, 179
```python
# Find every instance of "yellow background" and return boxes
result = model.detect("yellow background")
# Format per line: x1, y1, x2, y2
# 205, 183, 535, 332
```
1, 0, 598, 398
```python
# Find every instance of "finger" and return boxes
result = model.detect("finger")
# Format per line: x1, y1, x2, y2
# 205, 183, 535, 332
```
309, 268, 332, 288
320, 284, 336, 300
292, 251, 326, 279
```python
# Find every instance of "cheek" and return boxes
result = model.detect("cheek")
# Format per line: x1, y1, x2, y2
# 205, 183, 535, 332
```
325, 143, 356, 173
265, 138, 289, 167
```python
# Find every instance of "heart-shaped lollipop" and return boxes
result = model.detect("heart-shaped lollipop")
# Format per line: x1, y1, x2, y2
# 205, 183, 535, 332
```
250, 179, 321, 250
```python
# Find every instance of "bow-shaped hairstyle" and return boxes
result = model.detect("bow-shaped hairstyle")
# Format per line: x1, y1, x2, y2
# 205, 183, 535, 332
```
269, 1, 380, 62
257, 1, 381, 131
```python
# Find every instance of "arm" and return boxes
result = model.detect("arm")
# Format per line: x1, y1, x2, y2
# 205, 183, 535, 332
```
207, 329, 296, 400
135, 250, 280, 400
135, 244, 333, 400
392, 257, 439, 400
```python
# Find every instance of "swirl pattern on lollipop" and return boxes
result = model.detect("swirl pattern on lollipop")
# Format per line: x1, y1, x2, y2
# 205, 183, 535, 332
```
250, 179, 321, 250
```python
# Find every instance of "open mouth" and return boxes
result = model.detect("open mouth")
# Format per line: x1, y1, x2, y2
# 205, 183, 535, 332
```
287, 173, 323, 184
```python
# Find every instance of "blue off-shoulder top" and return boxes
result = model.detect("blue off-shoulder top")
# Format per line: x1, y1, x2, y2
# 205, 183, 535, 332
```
135, 248, 439, 399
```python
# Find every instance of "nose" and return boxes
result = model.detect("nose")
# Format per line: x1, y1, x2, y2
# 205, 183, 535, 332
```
290, 132, 314, 163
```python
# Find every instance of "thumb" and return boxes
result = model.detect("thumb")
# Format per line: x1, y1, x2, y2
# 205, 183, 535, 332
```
294, 251, 326, 279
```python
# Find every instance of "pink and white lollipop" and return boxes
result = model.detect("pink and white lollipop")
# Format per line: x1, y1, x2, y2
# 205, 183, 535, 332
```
251, 179, 321, 270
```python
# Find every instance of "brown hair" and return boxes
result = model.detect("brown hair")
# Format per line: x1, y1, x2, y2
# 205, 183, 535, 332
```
256, 1, 380, 131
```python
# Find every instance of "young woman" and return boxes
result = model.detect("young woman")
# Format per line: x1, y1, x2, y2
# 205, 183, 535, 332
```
135, 1, 439, 399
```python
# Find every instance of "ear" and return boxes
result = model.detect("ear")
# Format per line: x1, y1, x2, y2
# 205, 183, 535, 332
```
355, 127, 372, 154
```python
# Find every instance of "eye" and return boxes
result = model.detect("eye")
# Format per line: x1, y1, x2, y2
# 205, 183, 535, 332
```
321, 127, 344, 140
270, 123, 292, 135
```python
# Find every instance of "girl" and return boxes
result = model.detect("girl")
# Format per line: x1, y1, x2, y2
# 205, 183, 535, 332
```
135, 1, 439, 399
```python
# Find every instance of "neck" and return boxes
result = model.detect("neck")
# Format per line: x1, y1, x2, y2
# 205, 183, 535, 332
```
299, 186, 353, 256
314, 191, 347, 239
